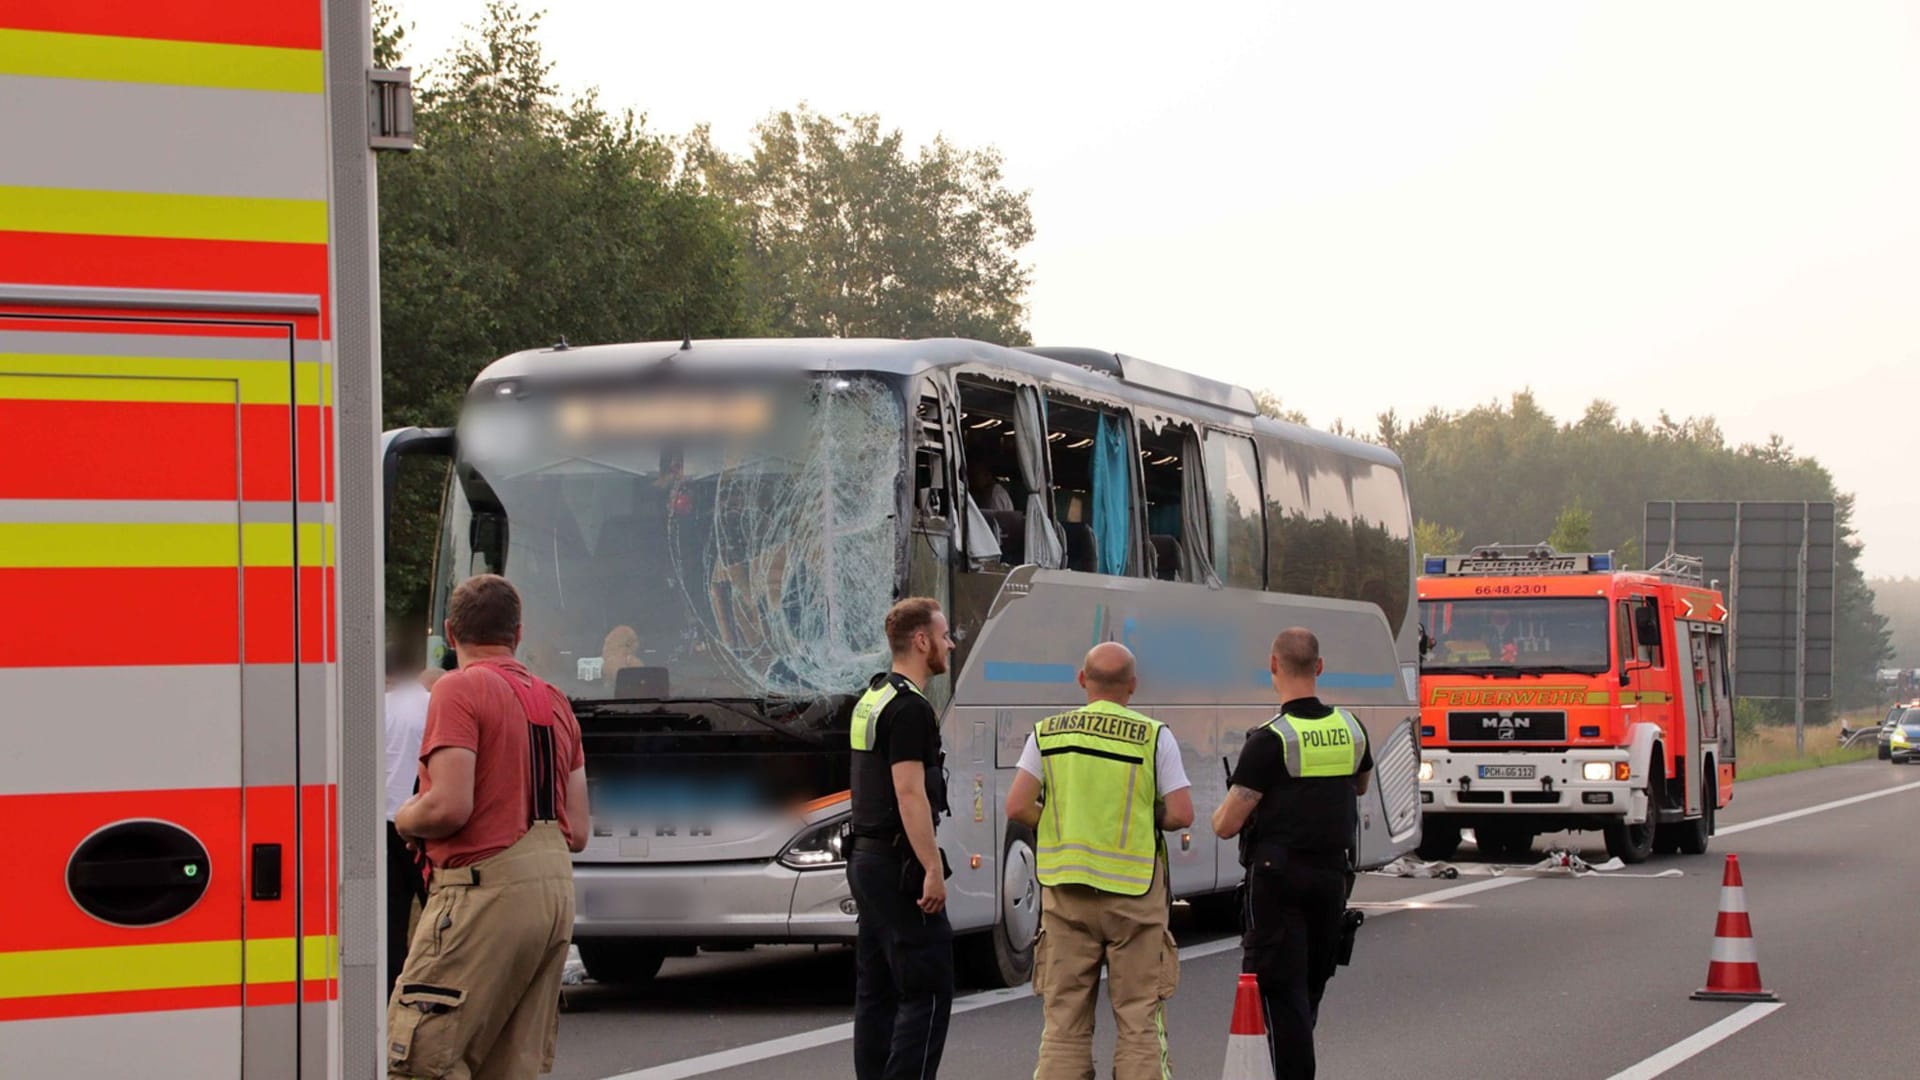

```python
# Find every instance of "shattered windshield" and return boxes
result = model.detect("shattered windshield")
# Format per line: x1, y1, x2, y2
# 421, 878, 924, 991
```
431, 374, 906, 701
1419, 597, 1611, 674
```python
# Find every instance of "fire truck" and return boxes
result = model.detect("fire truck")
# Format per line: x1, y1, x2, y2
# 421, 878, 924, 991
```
1415, 544, 1736, 865
1, 2, 402, 1076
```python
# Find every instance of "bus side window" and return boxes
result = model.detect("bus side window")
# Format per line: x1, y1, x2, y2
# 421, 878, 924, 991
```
1137, 418, 1211, 582
1202, 430, 1264, 589
1349, 459, 1411, 636
1046, 393, 1137, 576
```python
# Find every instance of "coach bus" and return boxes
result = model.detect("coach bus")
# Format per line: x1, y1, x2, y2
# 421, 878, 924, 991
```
384, 337, 1422, 987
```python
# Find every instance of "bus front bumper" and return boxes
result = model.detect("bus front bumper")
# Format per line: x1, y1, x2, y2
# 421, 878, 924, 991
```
571, 860, 858, 942
1420, 750, 1649, 825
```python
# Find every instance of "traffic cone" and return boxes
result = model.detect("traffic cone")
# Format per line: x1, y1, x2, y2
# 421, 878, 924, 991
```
1691, 853, 1779, 1002
1221, 973, 1275, 1079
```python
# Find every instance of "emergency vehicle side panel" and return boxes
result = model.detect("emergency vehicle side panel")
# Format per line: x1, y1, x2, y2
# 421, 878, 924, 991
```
0, 2, 357, 1075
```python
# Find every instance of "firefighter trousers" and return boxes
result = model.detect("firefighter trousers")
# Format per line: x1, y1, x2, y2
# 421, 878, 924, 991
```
1240, 851, 1348, 1080
386, 823, 575, 1080
1031, 859, 1179, 1080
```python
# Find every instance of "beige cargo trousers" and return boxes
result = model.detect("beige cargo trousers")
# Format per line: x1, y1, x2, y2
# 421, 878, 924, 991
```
1031, 858, 1180, 1080
386, 822, 575, 1079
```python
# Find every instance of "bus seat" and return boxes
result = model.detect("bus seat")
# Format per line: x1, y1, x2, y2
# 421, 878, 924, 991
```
1064, 523, 1098, 572
1149, 534, 1180, 580
983, 509, 1026, 563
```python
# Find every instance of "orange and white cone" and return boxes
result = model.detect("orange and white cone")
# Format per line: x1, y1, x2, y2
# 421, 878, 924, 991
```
1691, 853, 1779, 1002
1222, 972, 1275, 1079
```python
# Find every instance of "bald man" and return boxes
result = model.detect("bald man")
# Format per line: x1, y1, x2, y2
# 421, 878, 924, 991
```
1007, 642, 1194, 1080
1211, 628, 1373, 1080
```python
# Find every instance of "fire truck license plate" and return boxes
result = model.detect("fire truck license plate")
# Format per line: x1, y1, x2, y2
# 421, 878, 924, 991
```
1478, 764, 1536, 780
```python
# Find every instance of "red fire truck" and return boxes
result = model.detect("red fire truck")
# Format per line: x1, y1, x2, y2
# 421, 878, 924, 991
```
1, 3, 401, 1075
1415, 544, 1736, 864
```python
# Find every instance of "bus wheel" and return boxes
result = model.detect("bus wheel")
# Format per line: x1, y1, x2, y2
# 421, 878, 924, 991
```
961, 824, 1040, 988
576, 940, 665, 985
1415, 823, 1462, 862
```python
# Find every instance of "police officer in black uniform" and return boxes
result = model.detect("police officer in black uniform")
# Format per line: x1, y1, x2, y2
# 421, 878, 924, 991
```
1212, 628, 1374, 1080
847, 597, 955, 1080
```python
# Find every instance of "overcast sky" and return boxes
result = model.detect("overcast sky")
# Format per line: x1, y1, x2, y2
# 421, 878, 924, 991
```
394, 0, 1920, 578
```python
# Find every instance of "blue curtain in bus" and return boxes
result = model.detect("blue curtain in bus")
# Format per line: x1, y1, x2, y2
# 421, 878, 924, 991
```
1092, 413, 1130, 575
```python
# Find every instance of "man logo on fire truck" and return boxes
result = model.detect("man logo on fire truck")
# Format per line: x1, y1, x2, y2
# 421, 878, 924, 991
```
1414, 544, 1737, 866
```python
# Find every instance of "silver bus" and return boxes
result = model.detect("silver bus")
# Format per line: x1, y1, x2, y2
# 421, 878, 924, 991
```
384, 338, 1422, 987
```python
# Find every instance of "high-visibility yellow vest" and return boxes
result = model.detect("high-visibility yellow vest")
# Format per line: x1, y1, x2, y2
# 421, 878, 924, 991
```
1033, 699, 1164, 896
1265, 709, 1368, 777
851, 676, 924, 752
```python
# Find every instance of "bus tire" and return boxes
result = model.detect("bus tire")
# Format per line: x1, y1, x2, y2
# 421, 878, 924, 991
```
960, 823, 1040, 988
576, 940, 665, 985
1415, 823, 1462, 862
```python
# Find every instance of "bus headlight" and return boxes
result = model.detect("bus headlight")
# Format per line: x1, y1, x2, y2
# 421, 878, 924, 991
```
1581, 762, 1613, 782
1418, 761, 1435, 782
780, 814, 853, 871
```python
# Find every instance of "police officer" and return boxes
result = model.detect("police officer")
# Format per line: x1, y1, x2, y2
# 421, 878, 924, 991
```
1006, 642, 1193, 1080
848, 597, 955, 1080
1211, 628, 1372, 1080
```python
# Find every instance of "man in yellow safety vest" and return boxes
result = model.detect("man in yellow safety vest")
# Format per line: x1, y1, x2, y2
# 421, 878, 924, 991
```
1007, 642, 1194, 1080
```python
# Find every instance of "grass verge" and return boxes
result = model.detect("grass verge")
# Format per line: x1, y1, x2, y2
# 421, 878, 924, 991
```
1736, 744, 1875, 782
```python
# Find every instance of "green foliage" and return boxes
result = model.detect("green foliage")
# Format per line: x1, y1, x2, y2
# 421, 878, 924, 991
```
1253, 391, 1309, 424
1414, 518, 1463, 559
1546, 502, 1594, 553
687, 107, 1035, 343
375, 1, 758, 616
1384, 392, 1892, 709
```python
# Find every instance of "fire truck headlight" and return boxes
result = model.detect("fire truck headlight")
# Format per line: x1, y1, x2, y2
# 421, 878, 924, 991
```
1581, 762, 1613, 783
1418, 761, 1435, 783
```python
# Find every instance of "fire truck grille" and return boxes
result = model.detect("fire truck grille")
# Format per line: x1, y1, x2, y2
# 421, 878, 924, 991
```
1446, 711, 1568, 743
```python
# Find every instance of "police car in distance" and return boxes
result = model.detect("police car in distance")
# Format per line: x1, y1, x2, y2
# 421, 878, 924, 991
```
1885, 707, 1920, 764
1877, 702, 1919, 760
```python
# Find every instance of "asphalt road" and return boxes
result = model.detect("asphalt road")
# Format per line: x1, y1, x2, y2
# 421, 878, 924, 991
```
546, 761, 1920, 1080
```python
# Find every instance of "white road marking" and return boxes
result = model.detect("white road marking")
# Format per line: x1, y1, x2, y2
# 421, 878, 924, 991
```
1715, 778, 1920, 836
598, 877, 1527, 1080
1603, 1002, 1785, 1080
600, 776, 1917, 1080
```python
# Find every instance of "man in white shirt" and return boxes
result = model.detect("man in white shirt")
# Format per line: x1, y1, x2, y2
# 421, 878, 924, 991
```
968, 458, 1016, 513
1006, 642, 1194, 1080
383, 645, 433, 989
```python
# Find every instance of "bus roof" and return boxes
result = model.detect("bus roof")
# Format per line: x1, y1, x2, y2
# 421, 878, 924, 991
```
471, 336, 1404, 469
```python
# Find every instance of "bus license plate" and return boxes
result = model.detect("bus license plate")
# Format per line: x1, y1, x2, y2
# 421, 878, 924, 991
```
1479, 764, 1535, 780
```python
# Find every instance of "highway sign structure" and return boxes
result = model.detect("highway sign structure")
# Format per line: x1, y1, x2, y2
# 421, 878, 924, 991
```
1645, 501, 1836, 753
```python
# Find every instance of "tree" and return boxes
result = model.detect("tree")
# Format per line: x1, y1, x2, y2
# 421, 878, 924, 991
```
1391, 394, 1892, 712
1547, 503, 1594, 552
1253, 390, 1308, 424
375, 0, 757, 617
1414, 519, 1464, 559
688, 107, 1035, 343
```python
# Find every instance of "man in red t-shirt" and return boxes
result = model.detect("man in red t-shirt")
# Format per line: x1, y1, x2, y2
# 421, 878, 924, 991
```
388, 574, 589, 1080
